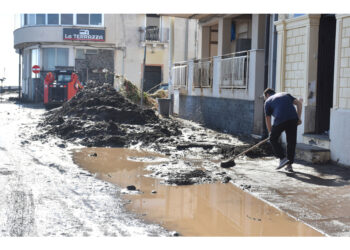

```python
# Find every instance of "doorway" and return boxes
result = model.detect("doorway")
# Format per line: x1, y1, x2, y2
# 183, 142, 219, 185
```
315, 14, 336, 134
144, 65, 162, 93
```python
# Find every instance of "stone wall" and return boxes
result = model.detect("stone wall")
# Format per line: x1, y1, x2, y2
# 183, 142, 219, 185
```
284, 27, 306, 98
178, 95, 255, 135
339, 17, 350, 109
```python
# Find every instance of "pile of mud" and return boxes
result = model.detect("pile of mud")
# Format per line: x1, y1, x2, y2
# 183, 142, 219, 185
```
38, 82, 181, 147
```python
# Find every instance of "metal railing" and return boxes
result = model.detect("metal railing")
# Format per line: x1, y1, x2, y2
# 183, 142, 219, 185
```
140, 26, 169, 43
172, 64, 187, 89
145, 26, 159, 41
219, 51, 249, 89
193, 59, 212, 88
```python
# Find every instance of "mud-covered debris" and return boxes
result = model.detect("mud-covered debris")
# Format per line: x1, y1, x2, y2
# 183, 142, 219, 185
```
240, 184, 251, 190
89, 153, 97, 157
164, 169, 213, 186
127, 185, 136, 191
222, 176, 232, 184
171, 231, 180, 236
176, 143, 215, 150
57, 143, 66, 148
230, 140, 274, 159
37, 82, 182, 147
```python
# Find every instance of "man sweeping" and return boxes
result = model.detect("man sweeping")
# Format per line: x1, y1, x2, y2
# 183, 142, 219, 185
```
263, 88, 303, 172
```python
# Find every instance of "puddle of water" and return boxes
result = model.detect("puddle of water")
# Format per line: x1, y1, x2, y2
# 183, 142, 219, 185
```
73, 147, 323, 236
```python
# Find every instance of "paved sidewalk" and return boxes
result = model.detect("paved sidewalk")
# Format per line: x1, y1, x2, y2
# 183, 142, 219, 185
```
218, 157, 350, 236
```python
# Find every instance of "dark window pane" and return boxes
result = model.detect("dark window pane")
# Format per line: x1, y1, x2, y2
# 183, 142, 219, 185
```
24, 14, 27, 25
48, 14, 59, 24
77, 14, 89, 25
61, 14, 73, 25
90, 14, 102, 25
36, 14, 46, 25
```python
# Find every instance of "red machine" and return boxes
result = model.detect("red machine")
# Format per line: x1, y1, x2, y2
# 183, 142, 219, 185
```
44, 70, 83, 106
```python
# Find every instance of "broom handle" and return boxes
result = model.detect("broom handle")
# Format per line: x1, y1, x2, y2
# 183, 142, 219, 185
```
234, 137, 270, 159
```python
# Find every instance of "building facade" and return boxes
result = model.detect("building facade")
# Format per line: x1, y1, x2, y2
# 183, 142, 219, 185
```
275, 14, 350, 165
169, 14, 277, 137
14, 14, 116, 101
113, 14, 170, 92
13, 14, 171, 102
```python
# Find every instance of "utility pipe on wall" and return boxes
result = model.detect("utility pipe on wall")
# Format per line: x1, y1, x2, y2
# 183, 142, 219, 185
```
141, 44, 147, 108
184, 19, 189, 61
262, 14, 271, 137
18, 49, 22, 100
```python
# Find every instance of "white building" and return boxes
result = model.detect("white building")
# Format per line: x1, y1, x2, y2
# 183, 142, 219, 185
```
275, 14, 350, 166
13, 14, 172, 102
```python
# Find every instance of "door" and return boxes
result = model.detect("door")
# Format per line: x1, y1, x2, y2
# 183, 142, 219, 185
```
144, 66, 162, 93
315, 14, 336, 134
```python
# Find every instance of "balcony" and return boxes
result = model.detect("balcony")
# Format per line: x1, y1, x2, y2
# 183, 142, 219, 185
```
173, 51, 251, 90
139, 26, 169, 46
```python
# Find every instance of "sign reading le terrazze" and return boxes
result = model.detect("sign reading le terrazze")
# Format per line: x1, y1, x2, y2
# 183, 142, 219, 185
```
63, 28, 105, 41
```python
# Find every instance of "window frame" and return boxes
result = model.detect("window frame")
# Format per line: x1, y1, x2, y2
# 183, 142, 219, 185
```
21, 14, 104, 27
76, 14, 90, 25
47, 14, 59, 25
60, 14, 74, 26
42, 47, 69, 71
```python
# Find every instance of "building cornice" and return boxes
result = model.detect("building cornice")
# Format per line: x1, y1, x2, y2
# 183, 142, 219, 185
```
274, 14, 321, 31
336, 14, 350, 20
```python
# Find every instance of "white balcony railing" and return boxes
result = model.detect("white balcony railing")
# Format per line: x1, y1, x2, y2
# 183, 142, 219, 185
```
171, 50, 251, 92
219, 51, 249, 89
172, 63, 187, 88
193, 59, 212, 88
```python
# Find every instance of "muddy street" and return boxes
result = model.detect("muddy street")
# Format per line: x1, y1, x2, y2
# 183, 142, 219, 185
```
0, 94, 170, 236
2, 89, 350, 237
73, 147, 322, 236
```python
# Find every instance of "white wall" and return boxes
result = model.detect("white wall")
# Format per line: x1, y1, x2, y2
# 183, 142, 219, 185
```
113, 14, 170, 88
330, 108, 350, 165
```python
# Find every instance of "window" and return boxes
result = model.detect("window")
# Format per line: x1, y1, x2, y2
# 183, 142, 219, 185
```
77, 14, 89, 25
85, 49, 98, 54
61, 14, 73, 25
146, 14, 160, 27
23, 14, 27, 25
76, 49, 85, 59
57, 48, 68, 66
43, 48, 69, 70
21, 13, 103, 27
28, 14, 35, 25
31, 49, 39, 78
90, 14, 102, 25
48, 14, 59, 25
36, 14, 46, 25
58, 74, 71, 83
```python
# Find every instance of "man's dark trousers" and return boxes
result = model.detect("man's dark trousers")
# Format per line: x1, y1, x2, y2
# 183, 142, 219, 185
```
269, 118, 298, 164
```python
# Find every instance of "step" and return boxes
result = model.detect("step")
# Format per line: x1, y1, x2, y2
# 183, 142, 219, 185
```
295, 143, 330, 164
303, 133, 330, 150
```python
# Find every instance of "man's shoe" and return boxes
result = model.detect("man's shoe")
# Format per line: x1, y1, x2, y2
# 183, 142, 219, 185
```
276, 157, 290, 170
285, 164, 294, 173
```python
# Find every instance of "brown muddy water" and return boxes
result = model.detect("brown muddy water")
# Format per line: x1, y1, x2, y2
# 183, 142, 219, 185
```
73, 148, 323, 236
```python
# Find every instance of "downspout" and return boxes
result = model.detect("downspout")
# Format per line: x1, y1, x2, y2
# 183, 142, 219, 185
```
263, 14, 271, 91
18, 49, 22, 100
194, 19, 198, 59
184, 19, 189, 61
169, 17, 175, 114
263, 14, 271, 137
272, 14, 278, 89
